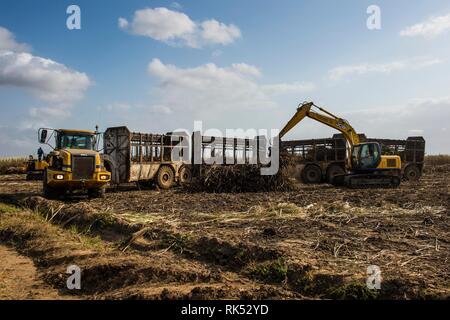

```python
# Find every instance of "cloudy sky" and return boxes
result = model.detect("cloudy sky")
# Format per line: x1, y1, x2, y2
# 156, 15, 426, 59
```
0, 0, 450, 156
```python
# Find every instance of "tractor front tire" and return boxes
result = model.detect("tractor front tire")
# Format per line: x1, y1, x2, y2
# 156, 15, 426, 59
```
43, 170, 62, 199
88, 187, 106, 199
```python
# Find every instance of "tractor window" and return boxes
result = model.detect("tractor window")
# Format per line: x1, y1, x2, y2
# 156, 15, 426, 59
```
57, 133, 94, 150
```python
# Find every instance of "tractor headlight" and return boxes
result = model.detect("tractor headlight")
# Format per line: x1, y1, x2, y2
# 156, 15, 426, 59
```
54, 174, 64, 180
100, 174, 109, 181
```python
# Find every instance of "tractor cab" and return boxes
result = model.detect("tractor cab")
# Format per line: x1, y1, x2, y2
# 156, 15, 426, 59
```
56, 129, 96, 151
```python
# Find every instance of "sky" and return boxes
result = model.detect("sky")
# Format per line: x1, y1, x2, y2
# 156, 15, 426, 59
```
0, 0, 450, 156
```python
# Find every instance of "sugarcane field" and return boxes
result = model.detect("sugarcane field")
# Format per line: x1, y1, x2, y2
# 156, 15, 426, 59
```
0, 1, 449, 315
0, 153, 449, 300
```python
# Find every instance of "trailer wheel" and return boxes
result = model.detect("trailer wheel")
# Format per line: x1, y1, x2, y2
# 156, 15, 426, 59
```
179, 166, 192, 184
301, 165, 322, 184
326, 165, 345, 184
156, 166, 174, 189
403, 165, 421, 181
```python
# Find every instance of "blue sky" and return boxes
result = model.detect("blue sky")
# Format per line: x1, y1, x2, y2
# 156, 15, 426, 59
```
1, 0, 450, 155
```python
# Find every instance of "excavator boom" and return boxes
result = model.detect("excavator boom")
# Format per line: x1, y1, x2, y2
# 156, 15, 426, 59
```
279, 102, 360, 146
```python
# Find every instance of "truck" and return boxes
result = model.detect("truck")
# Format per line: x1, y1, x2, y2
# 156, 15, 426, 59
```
103, 126, 191, 189
38, 127, 111, 198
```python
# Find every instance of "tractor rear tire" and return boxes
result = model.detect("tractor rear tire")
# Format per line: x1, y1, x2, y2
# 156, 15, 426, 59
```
156, 166, 174, 189
403, 165, 421, 181
301, 165, 322, 184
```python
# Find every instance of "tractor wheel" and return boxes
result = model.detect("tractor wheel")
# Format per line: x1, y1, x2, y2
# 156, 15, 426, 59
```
326, 165, 345, 184
403, 165, 421, 181
88, 187, 105, 199
43, 169, 61, 199
179, 166, 192, 185
156, 166, 174, 189
301, 165, 322, 184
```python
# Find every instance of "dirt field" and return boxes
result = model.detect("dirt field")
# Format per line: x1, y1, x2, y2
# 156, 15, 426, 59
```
0, 165, 449, 300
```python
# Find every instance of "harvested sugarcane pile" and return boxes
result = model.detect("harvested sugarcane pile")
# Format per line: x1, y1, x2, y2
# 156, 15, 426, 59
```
188, 155, 297, 193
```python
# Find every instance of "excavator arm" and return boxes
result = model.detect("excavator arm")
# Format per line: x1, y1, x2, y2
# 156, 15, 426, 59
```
279, 102, 360, 146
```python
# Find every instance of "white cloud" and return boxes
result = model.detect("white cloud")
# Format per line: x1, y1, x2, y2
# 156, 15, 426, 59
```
119, 8, 195, 42
400, 13, 450, 38
230, 63, 261, 77
0, 51, 90, 106
0, 49, 91, 128
344, 97, 450, 154
118, 17, 129, 29
329, 57, 442, 80
0, 126, 36, 157
0, 26, 30, 52
103, 103, 132, 112
119, 7, 241, 48
262, 82, 316, 95
147, 59, 267, 110
28, 106, 71, 123
141, 59, 315, 131
200, 20, 241, 45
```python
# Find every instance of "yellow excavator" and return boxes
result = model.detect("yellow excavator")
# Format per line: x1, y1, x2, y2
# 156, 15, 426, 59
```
280, 102, 402, 188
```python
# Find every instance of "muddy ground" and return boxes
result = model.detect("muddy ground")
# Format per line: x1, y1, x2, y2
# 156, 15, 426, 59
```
0, 165, 448, 300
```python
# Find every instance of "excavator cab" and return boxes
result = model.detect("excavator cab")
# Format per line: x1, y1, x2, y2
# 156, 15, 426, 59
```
351, 142, 382, 170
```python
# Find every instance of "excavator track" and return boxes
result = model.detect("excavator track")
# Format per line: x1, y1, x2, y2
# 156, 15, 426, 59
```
332, 173, 401, 189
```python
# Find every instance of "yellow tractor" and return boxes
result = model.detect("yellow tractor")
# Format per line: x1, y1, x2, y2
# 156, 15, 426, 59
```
280, 102, 402, 188
25, 157, 48, 180
38, 127, 111, 198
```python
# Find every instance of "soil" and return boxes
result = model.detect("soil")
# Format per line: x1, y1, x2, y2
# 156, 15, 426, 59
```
0, 244, 73, 299
0, 165, 448, 300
